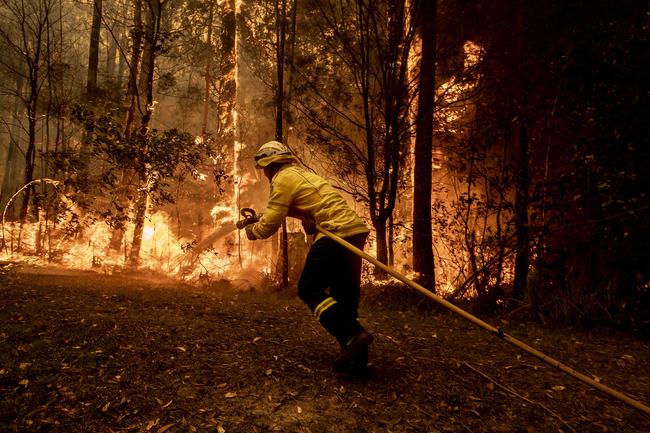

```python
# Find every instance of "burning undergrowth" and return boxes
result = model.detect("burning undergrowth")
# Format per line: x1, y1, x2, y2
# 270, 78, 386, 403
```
0, 200, 273, 287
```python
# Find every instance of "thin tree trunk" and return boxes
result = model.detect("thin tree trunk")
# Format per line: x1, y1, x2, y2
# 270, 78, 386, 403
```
124, 0, 143, 139
81, 0, 102, 173
512, 1, 530, 301
44, 5, 53, 182
374, 0, 410, 276
19, 0, 48, 224
494, 143, 509, 298
1, 75, 25, 219
129, 176, 149, 266
87, 0, 103, 98
284, 0, 298, 143
388, 214, 394, 267
275, 0, 286, 142
201, 1, 215, 140
374, 217, 389, 266
129, 0, 162, 267
117, 29, 127, 90
137, 0, 157, 132
275, 0, 289, 286
356, 0, 382, 275
512, 100, 530, 299
57, 0, 66, 153
107, 28, 118, 81
21, 72, 40, 222
110, 0, 143, 252
412, 0, 436, 289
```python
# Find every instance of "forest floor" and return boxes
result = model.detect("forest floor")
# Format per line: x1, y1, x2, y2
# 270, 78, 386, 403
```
1, 261, 649, 433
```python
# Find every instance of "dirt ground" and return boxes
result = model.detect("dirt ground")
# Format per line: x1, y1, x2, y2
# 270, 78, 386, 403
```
1, 262, 649, 433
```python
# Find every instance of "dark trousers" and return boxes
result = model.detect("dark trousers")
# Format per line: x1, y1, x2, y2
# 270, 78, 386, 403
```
297, 233, 368, 346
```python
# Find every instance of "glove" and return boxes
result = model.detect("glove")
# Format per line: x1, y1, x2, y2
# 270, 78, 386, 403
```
244, 224, 257, 240
236, 211, 262, 229
236, 216, 257, 230
302, 217, 317, 235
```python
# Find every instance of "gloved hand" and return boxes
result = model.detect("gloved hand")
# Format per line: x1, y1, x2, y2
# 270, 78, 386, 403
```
244, 224, 257, 240
302, 217, 317, 235
236, 216, 257, 230
236, 208, 261, 229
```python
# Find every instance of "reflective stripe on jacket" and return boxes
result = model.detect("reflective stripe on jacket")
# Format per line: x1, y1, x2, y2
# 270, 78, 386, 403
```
249, 164, 370, 241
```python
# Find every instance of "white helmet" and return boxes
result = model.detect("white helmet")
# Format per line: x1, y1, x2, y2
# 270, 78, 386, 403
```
254, 141, 296, 168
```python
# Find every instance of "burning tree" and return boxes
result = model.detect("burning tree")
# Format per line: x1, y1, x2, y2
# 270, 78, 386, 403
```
74, 0, 236, 268
71, 105, 213, 262
1, 0, 237, 275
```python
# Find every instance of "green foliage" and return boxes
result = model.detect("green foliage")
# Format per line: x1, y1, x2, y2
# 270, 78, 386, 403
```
44, 103, 215, 229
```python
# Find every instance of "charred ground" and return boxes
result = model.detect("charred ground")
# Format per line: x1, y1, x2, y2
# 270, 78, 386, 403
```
1, 262, 649, 433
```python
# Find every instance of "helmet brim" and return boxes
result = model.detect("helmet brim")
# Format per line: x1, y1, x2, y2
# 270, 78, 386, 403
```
255, 154, 296, 169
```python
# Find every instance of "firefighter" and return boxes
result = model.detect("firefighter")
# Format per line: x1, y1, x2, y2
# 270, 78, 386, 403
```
240, 140, 373, 373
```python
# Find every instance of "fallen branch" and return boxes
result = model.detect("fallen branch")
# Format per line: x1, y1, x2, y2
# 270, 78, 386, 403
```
462, 362, 577, 433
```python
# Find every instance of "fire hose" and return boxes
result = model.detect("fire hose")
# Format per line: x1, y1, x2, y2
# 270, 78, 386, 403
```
236, 209, 650, 415
314, 226, 650, 416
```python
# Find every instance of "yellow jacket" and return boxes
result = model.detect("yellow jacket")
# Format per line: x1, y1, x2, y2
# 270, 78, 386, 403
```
248, 164, 369, 241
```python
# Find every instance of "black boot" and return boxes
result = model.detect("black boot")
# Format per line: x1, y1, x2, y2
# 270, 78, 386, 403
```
333, 329, 373, 374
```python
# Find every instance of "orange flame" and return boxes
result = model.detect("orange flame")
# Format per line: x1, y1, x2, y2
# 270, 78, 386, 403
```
0, 205, 272, 287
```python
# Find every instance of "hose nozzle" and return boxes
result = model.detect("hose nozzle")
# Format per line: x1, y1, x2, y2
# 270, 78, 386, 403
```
236, 207, 260, 229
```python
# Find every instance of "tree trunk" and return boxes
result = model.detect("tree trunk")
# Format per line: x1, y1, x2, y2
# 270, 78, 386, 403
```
412, 0, 437, 289
18, 0, 49, 224
137, 0, 158, 132
110, 0, 143, 252
374, 217, 389, 268
512, 1, 530, 301
54, 0, 65, 155
129, 179, 148, 267
388, 214, 394, 267
373, 0, 410, 276
20, 122, 37, 222
87, 0, 103, 98
512, 100, 530, 299
106, 26, 118, 81
116, 29, 127, 90
129, 0, 162, 267
284, 0, 298, 141
274, 0, 286, 143
1, 75, 25, 219
124, 0, 143, 139
275, 0, 289, 287
201, 1, 215, 140
80, 0, 103, 175
21, 72, 40, 222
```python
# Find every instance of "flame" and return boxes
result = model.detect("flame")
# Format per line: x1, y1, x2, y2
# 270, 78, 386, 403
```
361, 235, 456, 297
211, 204, 238, 222
463, 40, 483, 69
0, 203, 272, 285
0, 193, 509, 297
436, 40, 484, 129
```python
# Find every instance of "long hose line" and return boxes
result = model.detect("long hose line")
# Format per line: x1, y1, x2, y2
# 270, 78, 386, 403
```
316, 225, 650, 416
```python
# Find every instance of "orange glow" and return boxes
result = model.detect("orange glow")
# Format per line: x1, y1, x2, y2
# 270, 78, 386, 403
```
0, 206, 272, 285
